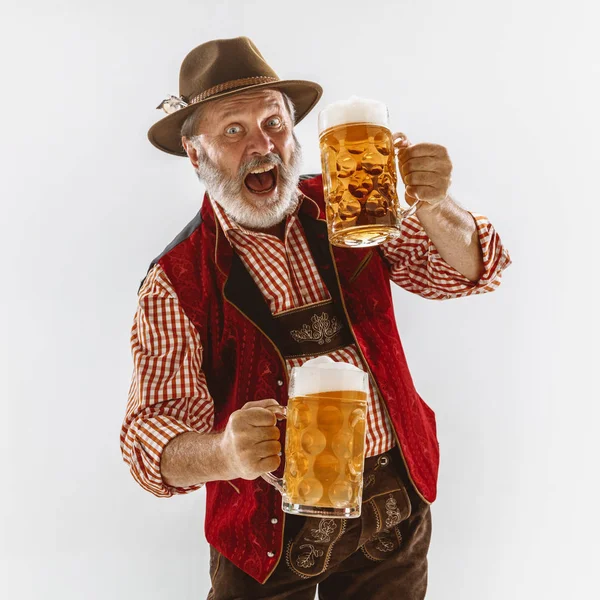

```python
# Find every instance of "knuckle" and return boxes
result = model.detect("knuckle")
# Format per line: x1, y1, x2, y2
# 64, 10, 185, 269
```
265, 455, 281, 471
261, 440, 280, 456
416, 186, 430, 200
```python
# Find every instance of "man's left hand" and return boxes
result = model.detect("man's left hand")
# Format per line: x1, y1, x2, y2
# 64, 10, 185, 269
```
393, 132, 453, 208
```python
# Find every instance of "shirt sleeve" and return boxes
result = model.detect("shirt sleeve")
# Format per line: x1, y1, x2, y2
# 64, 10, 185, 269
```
120, 264, 215, 497
378, 211, 512, 300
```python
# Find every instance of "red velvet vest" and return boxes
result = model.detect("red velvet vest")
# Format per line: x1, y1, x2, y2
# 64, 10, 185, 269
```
149, 175, 439, 584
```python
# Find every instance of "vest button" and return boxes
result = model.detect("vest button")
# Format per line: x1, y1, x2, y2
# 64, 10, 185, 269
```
277, 379, 284, 386
271, 518, 278, 524
267, 551, 275, 558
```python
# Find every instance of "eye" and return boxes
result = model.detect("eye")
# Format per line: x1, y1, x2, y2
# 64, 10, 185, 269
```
225, 124, 243, 135
266, 117, 282, 128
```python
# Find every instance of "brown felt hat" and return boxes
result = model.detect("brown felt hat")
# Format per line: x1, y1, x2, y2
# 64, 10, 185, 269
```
148, 36, 323, 157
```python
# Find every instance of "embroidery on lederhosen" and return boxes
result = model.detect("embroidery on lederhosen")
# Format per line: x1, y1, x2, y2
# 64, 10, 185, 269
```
363, 473, 376, 491
286, 518, 348, 579
361, 491, 411, 561
361, 526, 403, 558
304, 518, 337, 543
384, 496, 402, 529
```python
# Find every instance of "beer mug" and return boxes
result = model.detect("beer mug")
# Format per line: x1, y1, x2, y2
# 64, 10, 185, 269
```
261, 356, 369, 519
318, 96, 422, 248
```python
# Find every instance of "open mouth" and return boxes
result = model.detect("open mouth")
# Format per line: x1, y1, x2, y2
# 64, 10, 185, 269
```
244, 165, 278, 195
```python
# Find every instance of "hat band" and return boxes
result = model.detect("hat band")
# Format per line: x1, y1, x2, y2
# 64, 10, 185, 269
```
189, 76, 279, 103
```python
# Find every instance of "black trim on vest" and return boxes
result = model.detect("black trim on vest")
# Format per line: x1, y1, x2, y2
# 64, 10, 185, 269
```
223, 251, 281, 344
298, 173, 320, 182
223, 211, 353, 359
297, 212, 346, 310
138, 209, 204, 293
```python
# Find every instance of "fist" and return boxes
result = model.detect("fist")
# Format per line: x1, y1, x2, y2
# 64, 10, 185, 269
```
393, 132, 453, 207
220, 399, 286, 480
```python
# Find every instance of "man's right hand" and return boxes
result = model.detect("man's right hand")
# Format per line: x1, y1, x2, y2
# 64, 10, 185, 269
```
219, 399, 286, 481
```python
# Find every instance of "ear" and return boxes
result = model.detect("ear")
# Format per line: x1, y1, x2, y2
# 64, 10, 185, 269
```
181, 136, 199, 169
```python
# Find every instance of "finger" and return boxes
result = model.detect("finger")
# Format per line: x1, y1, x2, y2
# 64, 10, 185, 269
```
241, 399, 279, 410
404, 172, 449, 187
258, 454, 281, 473
241, 407, 283, 427
265, 405, 287, 421
406, 186, 443, 202
255, 439, 282, 459
400, 156, 451, 177
398, 143, 449, 162
253, 425, 281, 444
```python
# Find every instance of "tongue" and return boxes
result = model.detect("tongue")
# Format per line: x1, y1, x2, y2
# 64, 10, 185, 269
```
245, 170, 275, 192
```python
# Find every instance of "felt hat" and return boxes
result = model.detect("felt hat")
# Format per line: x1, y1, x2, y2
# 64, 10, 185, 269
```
148, 36, 323, 157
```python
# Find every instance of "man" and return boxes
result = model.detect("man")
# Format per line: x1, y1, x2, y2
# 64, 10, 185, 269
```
120, 37, 512, 599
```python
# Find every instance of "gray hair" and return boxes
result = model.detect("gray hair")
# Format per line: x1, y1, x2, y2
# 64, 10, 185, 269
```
180, 90, 297, 140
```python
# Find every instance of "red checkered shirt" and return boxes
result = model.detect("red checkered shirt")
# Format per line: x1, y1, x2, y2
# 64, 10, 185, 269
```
121, 192, 512, 497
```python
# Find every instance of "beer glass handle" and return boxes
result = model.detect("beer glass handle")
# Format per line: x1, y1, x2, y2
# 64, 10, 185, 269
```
260, 471, 286, 495
260, 405, 287, 495
394, 135, 423, 220
398, 199, 424, 220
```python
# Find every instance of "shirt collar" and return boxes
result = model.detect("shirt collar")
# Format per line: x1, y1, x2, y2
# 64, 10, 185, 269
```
210, 188, 320, 243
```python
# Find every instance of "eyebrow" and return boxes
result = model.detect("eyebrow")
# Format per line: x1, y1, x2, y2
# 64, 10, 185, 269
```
217, 102, 283, 122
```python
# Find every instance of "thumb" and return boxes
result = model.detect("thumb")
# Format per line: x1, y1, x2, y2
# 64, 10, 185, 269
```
393, 132, 412, 149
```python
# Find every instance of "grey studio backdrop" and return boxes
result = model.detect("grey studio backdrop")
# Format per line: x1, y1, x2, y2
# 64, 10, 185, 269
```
1, 1, 598, 598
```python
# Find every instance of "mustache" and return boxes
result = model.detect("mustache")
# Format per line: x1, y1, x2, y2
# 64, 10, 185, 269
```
238, 153, 283, 179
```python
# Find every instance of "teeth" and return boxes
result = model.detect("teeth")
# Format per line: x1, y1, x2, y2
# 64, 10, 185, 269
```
249, 166, 275, 174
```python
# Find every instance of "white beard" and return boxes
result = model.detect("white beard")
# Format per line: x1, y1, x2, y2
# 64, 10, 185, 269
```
191, 135, 303, 230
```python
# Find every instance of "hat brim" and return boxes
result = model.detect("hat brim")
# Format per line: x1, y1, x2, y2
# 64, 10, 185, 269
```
147, 80, 323, 157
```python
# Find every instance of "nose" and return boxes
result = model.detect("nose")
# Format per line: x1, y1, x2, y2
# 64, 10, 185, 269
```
246, 125, 275, 157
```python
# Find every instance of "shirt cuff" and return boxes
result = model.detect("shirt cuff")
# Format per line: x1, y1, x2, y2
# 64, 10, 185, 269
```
123, 415, 205, 498
425, 211, 512, 292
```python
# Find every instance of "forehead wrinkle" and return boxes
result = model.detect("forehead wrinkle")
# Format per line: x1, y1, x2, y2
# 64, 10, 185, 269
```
212, 92, 285, 122
219, 103, 284, 122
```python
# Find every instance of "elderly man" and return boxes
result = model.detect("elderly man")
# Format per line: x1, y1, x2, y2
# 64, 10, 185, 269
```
121, 37, 511, 599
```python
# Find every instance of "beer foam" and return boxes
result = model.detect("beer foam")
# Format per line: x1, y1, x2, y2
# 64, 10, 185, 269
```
318, 96, 389, 134
293, 356, 367, 396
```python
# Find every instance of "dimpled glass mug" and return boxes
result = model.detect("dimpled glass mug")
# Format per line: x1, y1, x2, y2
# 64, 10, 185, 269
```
318, 96, 422, 248
261, 357, 370, 518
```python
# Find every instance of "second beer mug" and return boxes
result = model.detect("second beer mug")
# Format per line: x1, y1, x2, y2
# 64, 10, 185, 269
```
261, 356, 369, 518
318, 96, 421, 248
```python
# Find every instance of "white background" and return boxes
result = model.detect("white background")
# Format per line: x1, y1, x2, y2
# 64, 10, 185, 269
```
1, 1, 598, 598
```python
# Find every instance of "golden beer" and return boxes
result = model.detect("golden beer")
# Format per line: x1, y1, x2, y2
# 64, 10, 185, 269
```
260, 357, 370, 518
283, 390, 368, 514
318, 97, 418, 248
